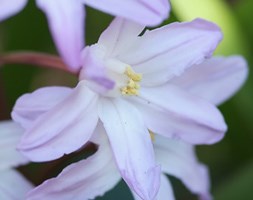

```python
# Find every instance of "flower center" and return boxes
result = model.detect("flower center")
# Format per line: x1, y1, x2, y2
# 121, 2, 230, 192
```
120, 66, 142, 96
101, 57, 143, 97
80, 44, 142, 97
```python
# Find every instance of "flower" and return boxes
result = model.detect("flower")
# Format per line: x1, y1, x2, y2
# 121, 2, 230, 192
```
0, 0, 170, 70
12, 17, 247, 199
25, 125, 211, 200
16, 53, 247, 200
0, 120, 33, 199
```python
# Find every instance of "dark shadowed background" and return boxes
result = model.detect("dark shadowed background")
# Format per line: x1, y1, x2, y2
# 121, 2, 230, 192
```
0, 0, 252, 199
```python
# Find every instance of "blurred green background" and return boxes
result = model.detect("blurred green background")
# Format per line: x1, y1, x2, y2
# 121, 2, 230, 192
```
0, 0, 253, 199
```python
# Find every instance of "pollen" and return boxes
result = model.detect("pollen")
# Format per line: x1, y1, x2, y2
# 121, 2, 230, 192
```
121, 66, 142, 96
125, 66, 142, 81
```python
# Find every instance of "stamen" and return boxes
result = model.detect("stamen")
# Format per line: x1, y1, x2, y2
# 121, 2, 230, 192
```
121, 66, 142, 96
125, 66, 142, 81
149, 130, 155, 142
120, 80, 140, 95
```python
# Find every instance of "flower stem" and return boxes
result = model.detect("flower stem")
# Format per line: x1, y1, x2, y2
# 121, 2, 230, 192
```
0, 51, 77, 74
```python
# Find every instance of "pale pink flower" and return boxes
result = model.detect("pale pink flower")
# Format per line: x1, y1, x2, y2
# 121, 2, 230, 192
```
12, 18, 248, 199
0, 0, 170, 70
21, 52, 247, 200
0, 121, 33, 199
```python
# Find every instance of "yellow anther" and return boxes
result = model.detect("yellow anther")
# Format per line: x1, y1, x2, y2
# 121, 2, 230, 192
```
128, 79, 140, 89
128, 79, 137, 88
120, 86, 139, 95
121, 66, 142, 96
149, 130, 155, 142
125, 66, 142, 82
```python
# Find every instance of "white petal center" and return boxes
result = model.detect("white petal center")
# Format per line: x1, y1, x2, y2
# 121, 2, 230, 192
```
80, 44, 142, 97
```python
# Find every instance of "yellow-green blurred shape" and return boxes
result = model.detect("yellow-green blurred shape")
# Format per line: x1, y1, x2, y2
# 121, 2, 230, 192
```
170, 0, 249, 56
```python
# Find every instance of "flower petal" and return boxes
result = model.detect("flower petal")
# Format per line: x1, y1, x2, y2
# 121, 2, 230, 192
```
155, 135, 211, 199
133, 84, 227, 144
17, 82, 99, 161
120, 18, 223, 86
0, 169, 33, 200
98, 98, 161, 200
0, 121, 28, 170
98, 17, 144, 56
27, 125, 120, 200
0, 0, 27, 21
132, 174, 175, 200
83, 0, 170, 26
170, 56, 248, 106
36, 0, 85, 70
80, 45, 115, 91
12, 86, 72, 129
